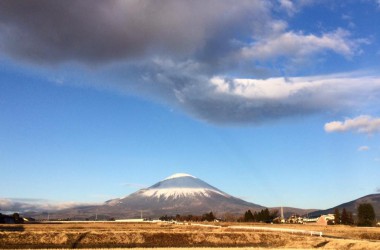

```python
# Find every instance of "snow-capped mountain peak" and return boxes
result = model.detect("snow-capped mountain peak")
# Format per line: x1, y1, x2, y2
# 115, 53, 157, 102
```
136, 173, 229, 199
164, 173, 196, 180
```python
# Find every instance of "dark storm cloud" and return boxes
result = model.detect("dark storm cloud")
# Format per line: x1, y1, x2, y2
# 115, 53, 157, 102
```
1, 0, 379, 124
0, 0, 268, 64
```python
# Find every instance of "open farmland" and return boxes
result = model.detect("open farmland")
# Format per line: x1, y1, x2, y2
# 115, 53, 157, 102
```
1, 222, 380, 249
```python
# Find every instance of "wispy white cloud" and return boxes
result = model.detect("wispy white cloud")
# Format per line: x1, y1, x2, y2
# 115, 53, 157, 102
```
276, 0, 316, 16
358, 145, 370, 151
341, 14, 356, 29
0, 198, 99, 212
89, 194, 116, 200
120, 182, 147, 188
325, 115, 380, 134
241, 29, 361, 62
279, 0, 297, 16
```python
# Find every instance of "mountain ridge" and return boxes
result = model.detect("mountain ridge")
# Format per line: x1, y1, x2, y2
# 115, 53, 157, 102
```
309, 193, 380, 219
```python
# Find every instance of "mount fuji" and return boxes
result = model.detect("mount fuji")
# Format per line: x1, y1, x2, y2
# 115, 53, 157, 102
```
107, 173, 233, 204
36, 173, 265, 219
101, 173, 265, 218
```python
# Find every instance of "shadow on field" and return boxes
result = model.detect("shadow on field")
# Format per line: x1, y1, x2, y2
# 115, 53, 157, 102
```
314, 241, 329, 248
71, 232, 89, 248
0, 226, 24, 232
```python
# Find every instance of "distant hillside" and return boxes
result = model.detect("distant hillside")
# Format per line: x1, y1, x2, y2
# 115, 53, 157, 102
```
270, 207, 319, 218
310, 193, 380, 219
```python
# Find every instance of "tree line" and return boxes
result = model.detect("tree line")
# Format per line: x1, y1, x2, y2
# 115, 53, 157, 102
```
158, 209, 279, 223
241, 208, 278, 222
333, 203, 376, 226
159, 212, 216, 222
0, 213, 24, 224
333, 208, 354, 225
157, 203, 377, 226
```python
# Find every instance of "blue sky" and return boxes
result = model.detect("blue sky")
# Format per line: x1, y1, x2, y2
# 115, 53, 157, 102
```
1, 0, 380, 211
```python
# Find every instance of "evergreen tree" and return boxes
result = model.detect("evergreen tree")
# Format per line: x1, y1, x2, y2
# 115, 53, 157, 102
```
209, 212, 215, 221
250, 208, 274, 222
347, 212, 354, 225
262, 208, 270, 222
12, 213, 23, 224
253, 211, 258, 222
256, 210, 264, 222
244, 210, 254, 222
270, 210, 279, 220
357, 203, 376, 227
334, 208, 340, 225
202, 212, 215, 222
341, 208, 349, 225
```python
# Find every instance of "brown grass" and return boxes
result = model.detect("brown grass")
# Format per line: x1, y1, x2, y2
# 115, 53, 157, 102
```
0, 222, 379, 249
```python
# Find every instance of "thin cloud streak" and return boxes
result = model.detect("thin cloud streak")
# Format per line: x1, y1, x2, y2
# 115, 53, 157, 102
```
240, 29, 360, 61
120, 183, 147, 189
358, 146, 370, 151
0, 198, 99, 212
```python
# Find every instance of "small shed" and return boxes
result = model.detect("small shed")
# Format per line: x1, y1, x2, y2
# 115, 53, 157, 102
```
316, 214, 335, 225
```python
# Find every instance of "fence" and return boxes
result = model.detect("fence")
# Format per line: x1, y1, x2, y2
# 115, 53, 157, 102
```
228, 225, 323, 237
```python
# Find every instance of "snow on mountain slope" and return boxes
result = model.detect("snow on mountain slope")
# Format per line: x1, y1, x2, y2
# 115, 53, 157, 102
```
140, 188, 225, 199
137, 173, 229, 199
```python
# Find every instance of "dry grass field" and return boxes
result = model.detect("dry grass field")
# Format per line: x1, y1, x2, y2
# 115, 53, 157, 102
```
0, 222, 379, 249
